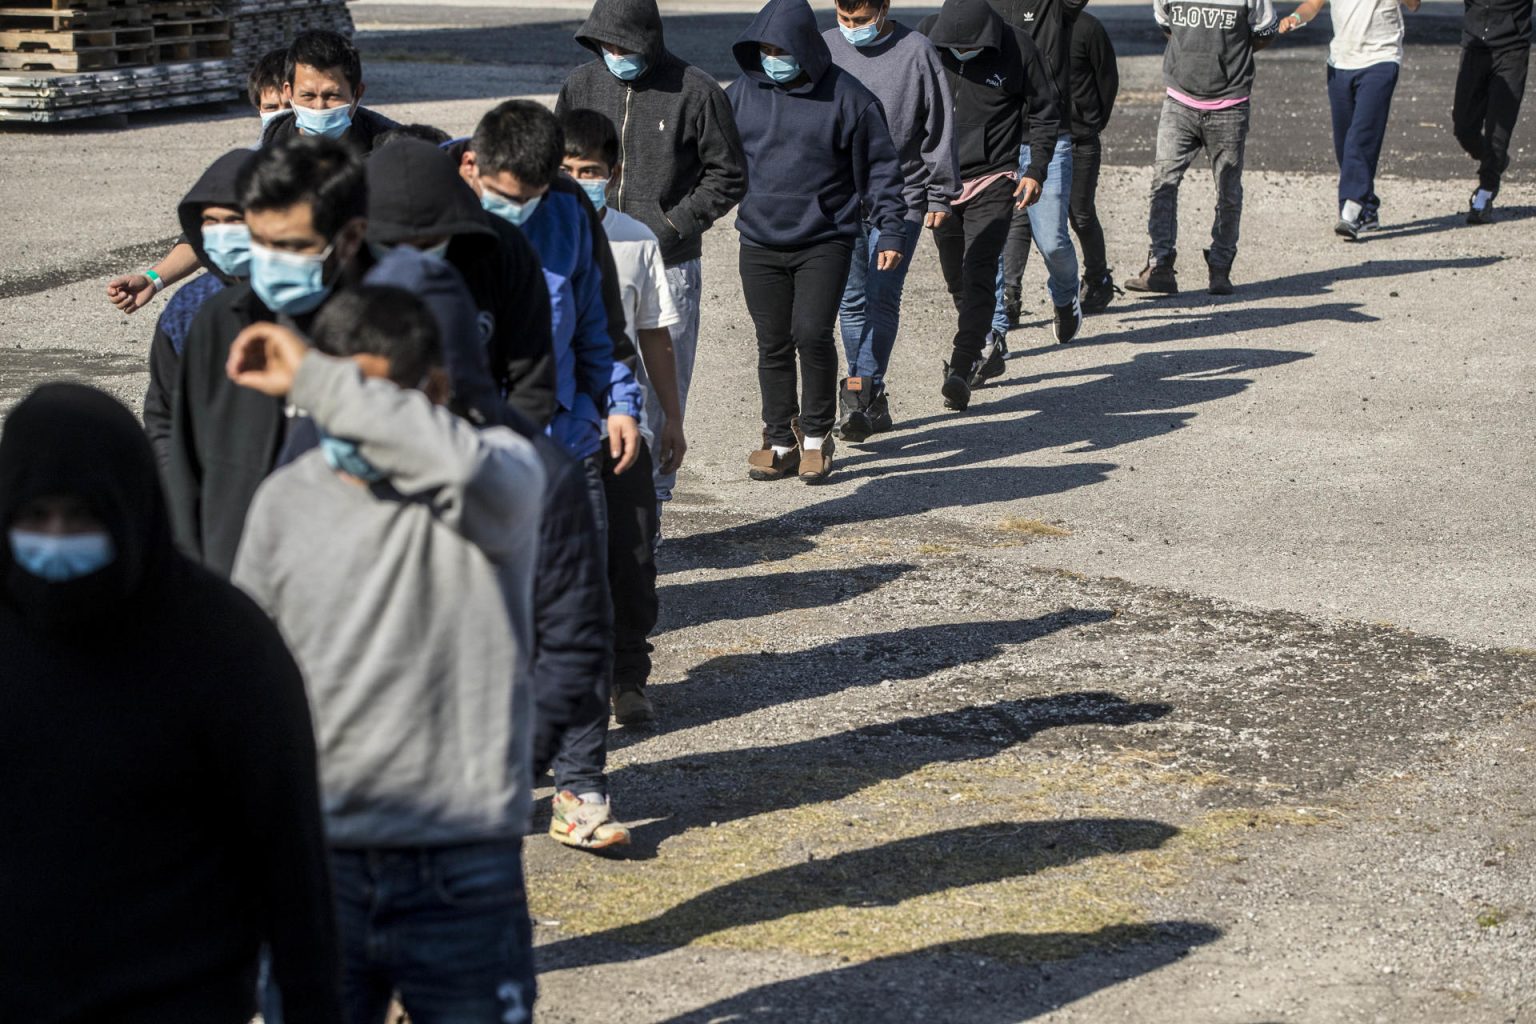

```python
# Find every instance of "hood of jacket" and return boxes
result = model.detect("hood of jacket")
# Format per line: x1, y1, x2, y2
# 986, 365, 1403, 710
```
732, 0, 832, 93
926, 0, 1008, 51
365, 138, 496, 246
576, 0, 668, 68
0, 383, 179, 633
178, 148, 257, 284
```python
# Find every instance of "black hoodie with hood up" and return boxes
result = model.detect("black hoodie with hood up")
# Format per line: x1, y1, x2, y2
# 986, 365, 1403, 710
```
146, 148, 257, 473
989, 0, 1087, 114
556, 0, 749, 267
0, 384, 341, 1024
921, 0, 1062, 183
724, 0, 908, 252
366, 139, 558, 427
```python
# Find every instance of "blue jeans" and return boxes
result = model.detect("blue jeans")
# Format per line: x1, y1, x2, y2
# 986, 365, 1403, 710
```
838, 217, 923, 386
993, 133, 1078, 329
640, 258, 700, 505
1328, 61, 1399, 213
267, 841, 536, 1024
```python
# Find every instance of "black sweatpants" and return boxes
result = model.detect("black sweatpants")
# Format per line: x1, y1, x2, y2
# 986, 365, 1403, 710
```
1004, 135, 1109, 285
740, 239, 854, 444
1453, 41, 1531, 194
552, 441, 658, 795
934, 175, 1015, 364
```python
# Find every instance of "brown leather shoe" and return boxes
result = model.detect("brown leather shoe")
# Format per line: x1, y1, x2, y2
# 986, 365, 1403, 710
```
747, 428, 800, 480
799, 435, 835, 484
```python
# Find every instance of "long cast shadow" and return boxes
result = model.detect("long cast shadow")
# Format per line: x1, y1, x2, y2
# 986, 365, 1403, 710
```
539, 818, 1181, 971
612, 692, 1173, 850
656, 921, 1224, 1023
656, 562, 917, 633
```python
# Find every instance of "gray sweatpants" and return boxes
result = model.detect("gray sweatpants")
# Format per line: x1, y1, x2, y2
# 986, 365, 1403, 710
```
1147, 97, 1251, 269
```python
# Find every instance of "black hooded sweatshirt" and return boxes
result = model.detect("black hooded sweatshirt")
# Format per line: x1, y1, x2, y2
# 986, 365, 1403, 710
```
0, 384, 341, 1024
922, 0, 1062, 182
366, 139, 558, 427
259, 104, 400, 153
556, 0, 749, 267
989, 0, 1086, 114
146, 149, 257, 473
1067, 11, 1118, 140
1464, 0, 1533, 49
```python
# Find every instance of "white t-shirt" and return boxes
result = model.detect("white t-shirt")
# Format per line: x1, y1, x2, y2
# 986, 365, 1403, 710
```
599, 208, 680, 346
1329, 0, 1405, 69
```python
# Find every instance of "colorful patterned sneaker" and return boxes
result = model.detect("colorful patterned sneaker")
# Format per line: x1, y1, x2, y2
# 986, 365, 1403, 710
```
549, 790, 631, 850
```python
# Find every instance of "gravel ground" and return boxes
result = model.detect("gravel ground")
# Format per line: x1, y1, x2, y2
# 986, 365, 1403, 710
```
2, 4, 1533, 1020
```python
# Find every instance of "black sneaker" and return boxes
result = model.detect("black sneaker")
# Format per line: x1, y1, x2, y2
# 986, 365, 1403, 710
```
1203, 250, 1234, 296
1467, 192, 1495, 225
1358, 207, 1381, 232
1079, 271, 1121, 314
836, 377, 873, 443
941, 359, 975, 411
975, 329, 1008, 382
1053, 296, 1082, 343
867, 389, 893, 434
1124, 260, 1178, 294
1003, 283, 1022, 329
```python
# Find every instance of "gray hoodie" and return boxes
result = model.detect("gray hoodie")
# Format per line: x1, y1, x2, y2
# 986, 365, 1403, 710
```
1154, 0, 1278, 101
233, 354, 546, 847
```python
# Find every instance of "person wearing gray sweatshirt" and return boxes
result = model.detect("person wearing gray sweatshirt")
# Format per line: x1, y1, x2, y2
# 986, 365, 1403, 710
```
230, 287, 547, 1024
825, 0, 962, 442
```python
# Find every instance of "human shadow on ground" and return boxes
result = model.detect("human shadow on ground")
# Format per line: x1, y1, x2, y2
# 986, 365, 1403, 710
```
655, 921, 1224, 1023
655, 562, 917, 633
538, 817, 1181, 971
612, 692, 1173, 851
634, 610, 1116, 731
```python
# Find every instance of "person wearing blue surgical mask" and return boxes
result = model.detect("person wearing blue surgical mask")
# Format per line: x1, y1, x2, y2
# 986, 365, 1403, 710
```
599, 43, 646, 81
835, 0, 891, 47
244, 172, 367, 318
759, 43, 804, 85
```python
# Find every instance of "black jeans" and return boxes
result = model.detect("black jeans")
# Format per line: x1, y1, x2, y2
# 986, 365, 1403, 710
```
740, 238, 854, 444
1009, 134, 1108, 281
1454, 41, 1531, 194
934, 175, 1014, 363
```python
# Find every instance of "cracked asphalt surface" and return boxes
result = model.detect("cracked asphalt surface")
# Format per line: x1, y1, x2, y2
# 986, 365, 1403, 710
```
1, 2, 1532, 1020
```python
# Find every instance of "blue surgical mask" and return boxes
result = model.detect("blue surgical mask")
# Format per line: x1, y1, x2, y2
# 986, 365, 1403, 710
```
760, 53, 802, 84
950, 47, 984, 62
603, 51, 646, 81
318, 430, 386, 482
368, 240, 451, 262
201, 222, 251, 278
292, 101, 354, 140
578, 177, 609, 211
249, 240, 336, 316
260, 108, 285, 130
9, 530, 115, 582
480, 189, 542, 227
840, 20, 883, 47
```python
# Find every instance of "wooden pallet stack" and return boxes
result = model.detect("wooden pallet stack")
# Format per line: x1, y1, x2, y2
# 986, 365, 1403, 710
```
0, 0, 231, 73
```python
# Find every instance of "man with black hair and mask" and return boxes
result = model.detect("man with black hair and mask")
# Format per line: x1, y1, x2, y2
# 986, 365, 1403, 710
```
168, 136, 369, 577
145, 148, 257, 472
0, 383, 342, 1024
557, 0, 747, 508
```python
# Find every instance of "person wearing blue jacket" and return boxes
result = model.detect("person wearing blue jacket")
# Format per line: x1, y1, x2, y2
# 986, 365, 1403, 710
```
727, 0, 908, 485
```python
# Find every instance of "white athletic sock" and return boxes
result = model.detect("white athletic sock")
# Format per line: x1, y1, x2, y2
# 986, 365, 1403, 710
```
576, 791, 608, 806
802, 434, 825, 451
771, 444, 794, 457
1342, 199, 1363, 223
1474, 188, 1494, 210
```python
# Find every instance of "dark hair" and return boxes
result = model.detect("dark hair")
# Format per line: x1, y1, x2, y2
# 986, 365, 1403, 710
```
378, 123, 452, 148
560, 108, 619, 169
310, 286, 442, 387
834, 0, 888, 11
285, 30, 362, 92
238, 136, 367, 241
247, 47, 286, 110
470, 100, 562, 188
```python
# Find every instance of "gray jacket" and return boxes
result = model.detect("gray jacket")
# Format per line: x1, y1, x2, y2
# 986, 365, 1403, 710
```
1154, 0, 1278, 101
234, 354, 546, 847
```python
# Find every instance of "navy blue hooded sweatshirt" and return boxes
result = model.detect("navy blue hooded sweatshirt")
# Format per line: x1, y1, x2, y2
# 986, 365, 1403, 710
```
725, 0, 907, 252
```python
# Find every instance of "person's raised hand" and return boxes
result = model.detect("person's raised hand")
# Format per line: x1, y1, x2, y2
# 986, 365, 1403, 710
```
607, 413, 641, 474
226, 322, 309, 397
656, 417, 687, 476
106, 274, 156, 314
1014, 177, 1043, 210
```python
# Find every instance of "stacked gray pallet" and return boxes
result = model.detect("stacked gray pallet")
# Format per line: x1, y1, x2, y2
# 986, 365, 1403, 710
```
0, 58, 239, 121
229, 0, 352, 66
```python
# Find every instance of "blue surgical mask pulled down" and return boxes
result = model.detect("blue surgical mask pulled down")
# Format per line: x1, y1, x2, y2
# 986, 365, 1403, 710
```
292, 102, 354, 140
9, 530, 115, 582
760, 53, 802, 84
318, 430, 386, 482
480, 189, 542, 227
249, 241, 336, 316
603, 51, 646, 81
201, 222, 251, 279
950, 47, 984, 62
839, 20, 883, 47
577, 177, 609, 212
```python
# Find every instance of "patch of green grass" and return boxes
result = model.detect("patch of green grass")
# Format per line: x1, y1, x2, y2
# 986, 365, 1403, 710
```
1476, 906, 1509, 928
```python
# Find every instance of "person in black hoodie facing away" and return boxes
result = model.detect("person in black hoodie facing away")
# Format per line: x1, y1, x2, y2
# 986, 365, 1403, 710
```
366, 138, 557, 427
168, 136, 368, 577
557, 0, 748, 508
921, 0, 1061, 412
145, 148, 258, 473
1454, 0, 1533, 222
727, 0, 907, 485
0, 383, 341, 1024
